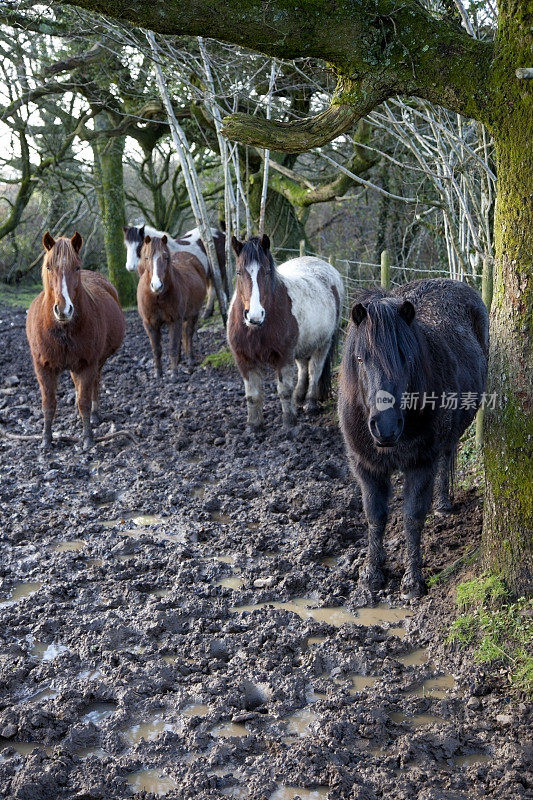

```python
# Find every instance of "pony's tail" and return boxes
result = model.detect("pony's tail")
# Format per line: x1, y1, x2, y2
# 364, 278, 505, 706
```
318, 328, 339, 402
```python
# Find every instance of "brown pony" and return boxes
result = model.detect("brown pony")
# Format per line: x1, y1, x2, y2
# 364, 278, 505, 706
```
137, 235, 207, 378
26, 232, 126, 451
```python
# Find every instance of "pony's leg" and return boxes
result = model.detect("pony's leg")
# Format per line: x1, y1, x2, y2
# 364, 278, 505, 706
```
434, 447, 455, 514
169, 319, 183, 376
305, 343, 330, 414
401, 466, 436, 598
277, 363, 297, 428
243, 369, 264, 429
357, 467, 391, 595
75, 369, 97, 450
185, 315, 199, 366
36, 366, 58, 450
203, 279, 215, 319
144, 322, 163, 378
90, 370, 102, 425
293, 358, 309, 406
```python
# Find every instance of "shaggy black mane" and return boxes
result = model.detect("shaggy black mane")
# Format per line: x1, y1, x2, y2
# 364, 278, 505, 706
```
349, 289, 428, 395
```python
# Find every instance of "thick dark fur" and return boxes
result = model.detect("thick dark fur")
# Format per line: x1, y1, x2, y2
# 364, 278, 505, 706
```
338, 278, 488, 599
26, 233, 125, 450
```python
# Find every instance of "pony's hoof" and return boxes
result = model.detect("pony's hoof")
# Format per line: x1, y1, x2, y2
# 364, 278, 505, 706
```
282, 411, 297, 429
304, 400, 319, 415
41, 438, 52, 453
82, 436, 95, 451
434, 502, 453, 517
246, 423, 264, 434
358, 564, 385, 594
400, 572, 427, 600
90, 413, 101, 426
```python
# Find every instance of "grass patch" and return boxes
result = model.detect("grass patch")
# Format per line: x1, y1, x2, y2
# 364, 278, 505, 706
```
0, 282, 41, 309
427, 546, 480, 589
447, 574, 533, 696
201, 347, 234, 369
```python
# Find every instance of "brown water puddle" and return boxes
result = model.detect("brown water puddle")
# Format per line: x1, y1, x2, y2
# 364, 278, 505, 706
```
52, 540, 85, 553
127, 769, 178, 796
406, 674, 456, 698
0, 582, 42, 607
77, 668, 103, 681
285, 708, 318, 737
31, 641, 69, 661
232, 599, 410, 634
210, 512, 232, 524
24, 686, 58, 703
270, 788, 329, 800
348, 674, 379, 694
307, 636, 327, 646
0, 738, 53, 756
182, 703, 210, 717
454, 753, 491, 767
389, 711, 445, 728
398, 648, 430, 667
121, 714, 181, 745
76, 746, 108, 759
80, 701, 117, 725
320, 556, 340, 568
216, 576, 245, 590
211, 722, 250, 738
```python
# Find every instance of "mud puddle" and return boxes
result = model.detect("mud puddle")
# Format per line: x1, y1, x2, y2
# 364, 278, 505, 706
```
0, 582, 42, 607
127, 768, 178, 796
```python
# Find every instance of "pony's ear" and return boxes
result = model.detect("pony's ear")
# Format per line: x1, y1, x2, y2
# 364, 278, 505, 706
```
122, 226, 129, 234
399, 300, 415, 325
351, 303, 367, 326
231, 236, 243, 256
42, 231, 55, 251
144, 235, 151, 244
260, 234, 270, 252
139, 225, 145, 239
161, 235, 167, 245
71, 231, 82, 253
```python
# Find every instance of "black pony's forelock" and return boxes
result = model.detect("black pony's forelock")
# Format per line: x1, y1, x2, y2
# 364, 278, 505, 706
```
239, 237, 277, 282
353, 291, 427, 393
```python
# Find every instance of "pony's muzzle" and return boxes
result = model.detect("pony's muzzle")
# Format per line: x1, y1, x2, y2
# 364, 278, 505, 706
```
369, 411, 403, 447
151, 282, 164, 294
243, 308, 265, 327
53, 303, 73, 322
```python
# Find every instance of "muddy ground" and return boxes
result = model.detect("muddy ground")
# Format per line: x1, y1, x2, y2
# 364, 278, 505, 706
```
0, 302, 530, 800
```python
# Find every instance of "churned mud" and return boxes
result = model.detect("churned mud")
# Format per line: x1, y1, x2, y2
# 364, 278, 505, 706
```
0, 303, 531, 800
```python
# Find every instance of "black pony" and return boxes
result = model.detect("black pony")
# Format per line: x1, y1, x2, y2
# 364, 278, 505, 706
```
338, 279, 489, 599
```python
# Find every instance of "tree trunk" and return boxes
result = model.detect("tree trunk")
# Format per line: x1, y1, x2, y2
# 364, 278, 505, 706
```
482, 3, 533, 596
93, 116, 136, 306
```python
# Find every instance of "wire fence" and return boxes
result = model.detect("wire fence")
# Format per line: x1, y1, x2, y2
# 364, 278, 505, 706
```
281, 246, 454, 326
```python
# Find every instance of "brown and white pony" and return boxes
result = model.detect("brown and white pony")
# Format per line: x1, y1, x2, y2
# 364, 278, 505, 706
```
227, 235, 344, 429
123, 224, 227, 317
137, 235, 207, 378
26, 232, 126, 450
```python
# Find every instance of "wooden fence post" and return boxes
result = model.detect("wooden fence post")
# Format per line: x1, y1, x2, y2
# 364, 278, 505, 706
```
299, 239, 306, 257
380, 249, 390, 290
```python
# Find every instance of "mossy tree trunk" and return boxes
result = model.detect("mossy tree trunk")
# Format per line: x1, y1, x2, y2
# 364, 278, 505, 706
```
482, 2, 533, 596
92, 115, 136, 306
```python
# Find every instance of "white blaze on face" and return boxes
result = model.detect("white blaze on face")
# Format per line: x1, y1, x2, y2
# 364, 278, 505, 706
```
125, 241, 139, 272
61, 272, 74, 317
245, 261, 265, 325
151, 254, 163, 292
